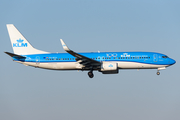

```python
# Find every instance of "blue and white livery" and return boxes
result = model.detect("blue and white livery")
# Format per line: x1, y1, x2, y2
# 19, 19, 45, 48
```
5, 24, 176, 78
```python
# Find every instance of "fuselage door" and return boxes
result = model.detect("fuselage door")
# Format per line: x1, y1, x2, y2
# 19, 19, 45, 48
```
36, 56, 40, 66
153, 54, 158, 62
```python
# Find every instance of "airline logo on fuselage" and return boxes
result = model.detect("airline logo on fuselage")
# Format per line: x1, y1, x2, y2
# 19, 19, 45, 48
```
13, 39, 27, 47
121, 53, 130, 57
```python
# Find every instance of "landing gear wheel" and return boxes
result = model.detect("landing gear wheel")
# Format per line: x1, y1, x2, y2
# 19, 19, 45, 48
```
157, 71, 160, 75
88, 72, 94, 78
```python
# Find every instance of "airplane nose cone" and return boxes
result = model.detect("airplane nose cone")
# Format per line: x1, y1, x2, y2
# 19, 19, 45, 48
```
170, 59, 176, 65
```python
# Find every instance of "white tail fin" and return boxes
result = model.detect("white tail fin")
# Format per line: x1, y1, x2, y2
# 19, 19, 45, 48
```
6, 24, 48, 55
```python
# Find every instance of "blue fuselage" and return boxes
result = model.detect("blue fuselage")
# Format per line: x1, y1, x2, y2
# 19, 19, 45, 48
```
14, 52, 176, 66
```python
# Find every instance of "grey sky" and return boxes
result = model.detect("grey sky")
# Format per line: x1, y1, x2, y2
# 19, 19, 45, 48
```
0, 0, 180, 120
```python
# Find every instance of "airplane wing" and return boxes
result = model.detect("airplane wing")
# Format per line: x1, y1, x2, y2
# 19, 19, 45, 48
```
60, 39, 101, 67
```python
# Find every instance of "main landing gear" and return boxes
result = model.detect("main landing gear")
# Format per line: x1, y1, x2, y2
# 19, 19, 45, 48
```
88, 70, 94, 78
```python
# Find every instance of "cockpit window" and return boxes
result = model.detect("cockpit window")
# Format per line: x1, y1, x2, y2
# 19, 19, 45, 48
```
162, 56, 169, 58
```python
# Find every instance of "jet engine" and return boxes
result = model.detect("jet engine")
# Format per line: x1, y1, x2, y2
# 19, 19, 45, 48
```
100, 62, 119, 74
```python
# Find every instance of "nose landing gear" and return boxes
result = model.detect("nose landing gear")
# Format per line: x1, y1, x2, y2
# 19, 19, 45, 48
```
157, 71, 160, 75
156, 67, 166, 75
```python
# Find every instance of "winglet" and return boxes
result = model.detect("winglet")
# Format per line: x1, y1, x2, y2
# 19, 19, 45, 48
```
60, 39, 70, 51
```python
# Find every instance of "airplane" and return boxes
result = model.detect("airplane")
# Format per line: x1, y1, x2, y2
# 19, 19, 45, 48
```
5, 24, 176, 78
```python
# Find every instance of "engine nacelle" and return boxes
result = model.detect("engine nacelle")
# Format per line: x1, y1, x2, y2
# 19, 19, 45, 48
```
100, 62, 119, 74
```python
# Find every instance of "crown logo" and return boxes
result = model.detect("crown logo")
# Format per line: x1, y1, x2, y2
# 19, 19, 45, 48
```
109, 64, 113, 67
16, 39, 24, 43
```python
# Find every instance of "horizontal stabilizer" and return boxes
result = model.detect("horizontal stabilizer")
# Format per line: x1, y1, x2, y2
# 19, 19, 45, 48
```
4, 52, 26, 59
